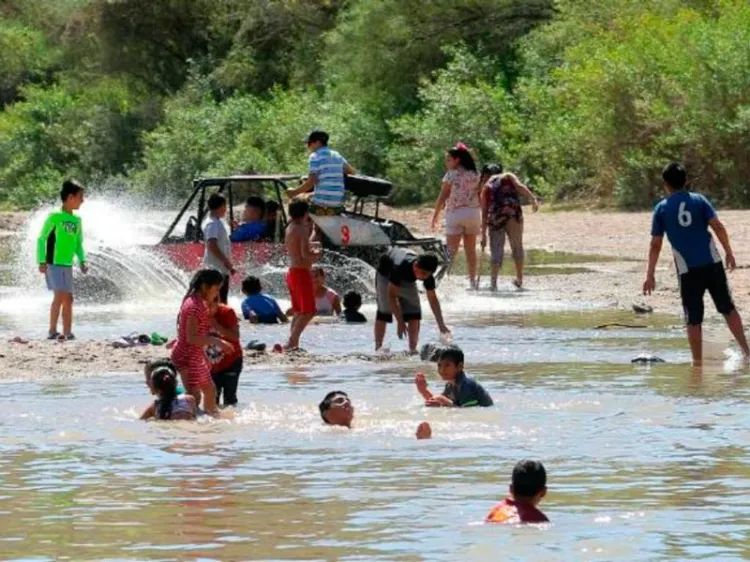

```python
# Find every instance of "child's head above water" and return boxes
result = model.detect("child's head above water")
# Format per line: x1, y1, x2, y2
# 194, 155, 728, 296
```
151, 366, 179, 420
242, 275, 262, 296
511, 460, 547, 506
437, 346, 464, 381
312, 266, 327, 289
343, 291, 362, 312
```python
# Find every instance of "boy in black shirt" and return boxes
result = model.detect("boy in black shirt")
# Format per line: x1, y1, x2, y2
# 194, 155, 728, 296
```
374, 249, 450, 352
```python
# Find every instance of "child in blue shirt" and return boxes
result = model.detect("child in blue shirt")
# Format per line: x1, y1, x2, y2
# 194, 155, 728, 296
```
241, 276, 288, 324
644, 162, 749, 365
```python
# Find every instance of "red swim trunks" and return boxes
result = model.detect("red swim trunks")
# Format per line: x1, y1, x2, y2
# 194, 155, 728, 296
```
287, 267, 316, 315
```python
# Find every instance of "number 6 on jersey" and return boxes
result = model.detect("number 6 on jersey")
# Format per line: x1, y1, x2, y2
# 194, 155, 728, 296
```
678, 202, 692, 227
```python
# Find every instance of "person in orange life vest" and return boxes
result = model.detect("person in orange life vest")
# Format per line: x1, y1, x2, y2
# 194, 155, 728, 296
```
486, 460, 549, 524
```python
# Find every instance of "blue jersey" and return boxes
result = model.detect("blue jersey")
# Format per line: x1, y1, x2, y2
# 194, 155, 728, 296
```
241, 293, 283, 323
230, 221, 266, 243
309, 147, 348, 207
651, 191, 720, 274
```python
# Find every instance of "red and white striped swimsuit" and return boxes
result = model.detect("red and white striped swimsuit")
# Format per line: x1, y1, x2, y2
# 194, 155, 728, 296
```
171, 295, 212, 387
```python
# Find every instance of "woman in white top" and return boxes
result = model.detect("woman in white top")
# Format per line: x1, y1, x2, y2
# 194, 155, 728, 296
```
431, 143, 481, 288
312, 266, 342, 316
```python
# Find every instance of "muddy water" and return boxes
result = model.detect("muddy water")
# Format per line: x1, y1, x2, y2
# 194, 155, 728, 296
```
2, 215, 750, 560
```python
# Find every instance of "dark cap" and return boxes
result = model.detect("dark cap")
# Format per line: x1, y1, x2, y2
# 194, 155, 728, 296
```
306, 130, 329, 146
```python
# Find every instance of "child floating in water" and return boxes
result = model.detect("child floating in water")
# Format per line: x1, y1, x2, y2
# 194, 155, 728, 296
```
241, 276, 287, 324
486, 460, 549, 524
140, 365, 197, 421
341, 291, 367, 323
415, 346, 493, 407
312, 266, 341, 316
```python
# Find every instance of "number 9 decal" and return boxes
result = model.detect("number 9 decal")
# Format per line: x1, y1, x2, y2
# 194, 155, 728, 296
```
341, 224, 351, 246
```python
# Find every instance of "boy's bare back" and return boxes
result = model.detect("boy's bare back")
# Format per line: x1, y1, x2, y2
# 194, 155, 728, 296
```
286, 221, 312, 268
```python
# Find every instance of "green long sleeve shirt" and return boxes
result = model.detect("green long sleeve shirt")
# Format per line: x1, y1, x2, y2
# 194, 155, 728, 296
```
36, 210, 86, 266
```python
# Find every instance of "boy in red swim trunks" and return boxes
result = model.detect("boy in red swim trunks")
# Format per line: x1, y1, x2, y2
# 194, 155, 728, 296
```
486, 460, 549, 524
285, 199, 320, 350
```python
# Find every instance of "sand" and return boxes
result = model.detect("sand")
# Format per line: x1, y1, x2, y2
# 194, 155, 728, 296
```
3, 208, 750, 379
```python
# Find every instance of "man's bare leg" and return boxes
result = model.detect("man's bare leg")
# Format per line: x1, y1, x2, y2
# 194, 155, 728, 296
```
686, 324, 703, 366
375, 319, 387, 350
724, 309, 750, 357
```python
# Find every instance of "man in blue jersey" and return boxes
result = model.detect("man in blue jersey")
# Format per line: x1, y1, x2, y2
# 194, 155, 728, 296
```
643, 162, 749, 365
287, 130, 355, 215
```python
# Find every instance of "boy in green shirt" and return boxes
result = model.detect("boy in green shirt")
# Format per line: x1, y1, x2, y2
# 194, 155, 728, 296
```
36, 180, 88, 340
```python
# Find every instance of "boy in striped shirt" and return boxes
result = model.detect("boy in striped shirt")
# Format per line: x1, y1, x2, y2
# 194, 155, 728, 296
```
287, 130, 356, 215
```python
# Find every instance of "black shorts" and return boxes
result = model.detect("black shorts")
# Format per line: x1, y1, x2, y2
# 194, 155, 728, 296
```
679, 262, 735, 325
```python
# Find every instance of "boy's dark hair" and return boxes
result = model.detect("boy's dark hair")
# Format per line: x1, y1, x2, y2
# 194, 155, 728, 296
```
481, 163, 503, 177
416, 253, 439, 273
288, 199, 310, 220
438, 346, 464, 366
318, 390, 348, 424
307, 130, 329, 146
245, 196, 266, 213
343, 290, 362, 311
145, 358, 176, 379
266, 200, 280, 213
662, 162, 687, 190
61, 179, 84, 202
512, 460, 547, 498
242, 275, 262, 296
208, 193, 227, 211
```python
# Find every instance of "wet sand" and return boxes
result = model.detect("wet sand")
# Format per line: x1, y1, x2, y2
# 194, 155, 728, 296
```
3, 208, 750, 379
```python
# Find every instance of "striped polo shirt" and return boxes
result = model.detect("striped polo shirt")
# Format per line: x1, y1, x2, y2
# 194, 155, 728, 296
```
309, 147, 348, 207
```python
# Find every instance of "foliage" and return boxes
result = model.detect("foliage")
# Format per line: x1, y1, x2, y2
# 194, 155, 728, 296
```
4, 0, 750, 210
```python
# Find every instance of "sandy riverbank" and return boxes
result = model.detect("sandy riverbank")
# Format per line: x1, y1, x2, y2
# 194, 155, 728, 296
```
2, 208, 750, 379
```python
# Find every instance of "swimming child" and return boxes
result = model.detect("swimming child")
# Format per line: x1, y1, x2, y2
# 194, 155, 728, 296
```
240, 276, 287, 324
36, 179, 88, 341
208, 298, 244, 407
486, 460, 549, 524
341, 291, 367, 323
644, 162, 750, 365
140, 366, 197, 421
311, 266, 341, 316
170, 269, 234, 415
415, 346, 493, 407
285, 199, 321, 350
319, 390, 432, 439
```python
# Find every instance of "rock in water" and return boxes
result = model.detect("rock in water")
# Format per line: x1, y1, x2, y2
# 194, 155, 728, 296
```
632, 303, 654, 314
631, 353, 665, 364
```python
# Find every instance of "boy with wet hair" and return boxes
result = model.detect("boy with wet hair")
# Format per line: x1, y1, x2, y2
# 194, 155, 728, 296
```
319, 390, 354, 427
37, 179, 88, 341
203, 193, 235, 303
415, 346, 493, 407
643, 162, 749, 365
486, 460, 549, 524
342, 291, 367, 323
240, 275, 287, 324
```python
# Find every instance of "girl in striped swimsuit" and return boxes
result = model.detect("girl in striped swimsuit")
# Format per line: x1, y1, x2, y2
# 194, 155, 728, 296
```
171, 269, 233, 415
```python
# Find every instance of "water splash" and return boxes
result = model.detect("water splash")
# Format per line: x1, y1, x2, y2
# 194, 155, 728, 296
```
12, 198, 190, 302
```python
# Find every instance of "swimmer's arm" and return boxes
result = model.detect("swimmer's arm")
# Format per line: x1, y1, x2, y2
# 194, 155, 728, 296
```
426, 290, 449, 333
140, 403, 156, 420
426, 395, 455, 407
332, 293, 342, 316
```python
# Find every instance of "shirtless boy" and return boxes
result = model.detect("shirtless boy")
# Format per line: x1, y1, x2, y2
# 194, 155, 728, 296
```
285, 199, 320, 350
